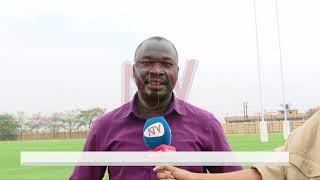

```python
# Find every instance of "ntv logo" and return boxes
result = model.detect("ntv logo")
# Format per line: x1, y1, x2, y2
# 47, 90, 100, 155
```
144, 123, 164, 137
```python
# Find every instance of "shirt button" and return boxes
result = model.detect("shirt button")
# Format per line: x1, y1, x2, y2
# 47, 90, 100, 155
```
307, 168, 312, 175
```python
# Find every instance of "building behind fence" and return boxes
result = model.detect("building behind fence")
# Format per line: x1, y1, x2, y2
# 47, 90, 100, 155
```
223, 120, 305, 134
223, 106, 307, 134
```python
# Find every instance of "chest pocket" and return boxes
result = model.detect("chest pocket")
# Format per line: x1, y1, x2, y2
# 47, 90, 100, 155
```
287, 153, 320, 180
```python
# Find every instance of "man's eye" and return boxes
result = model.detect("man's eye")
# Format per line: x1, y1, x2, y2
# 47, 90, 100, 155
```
162, 62, 172, 67
141, 61, 151, 66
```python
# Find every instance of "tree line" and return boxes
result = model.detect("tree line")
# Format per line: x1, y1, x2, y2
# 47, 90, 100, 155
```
0, 108, 105, 141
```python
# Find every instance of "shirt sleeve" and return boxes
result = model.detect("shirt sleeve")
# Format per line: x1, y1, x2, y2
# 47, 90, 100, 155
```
205, 114, 243, 173
253, 145, 287, 180
69, 120, 107, 180
253, 165, 285, 180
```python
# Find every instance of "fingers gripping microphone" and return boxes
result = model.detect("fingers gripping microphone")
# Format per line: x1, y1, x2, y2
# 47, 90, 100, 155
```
143, 116, 176, 152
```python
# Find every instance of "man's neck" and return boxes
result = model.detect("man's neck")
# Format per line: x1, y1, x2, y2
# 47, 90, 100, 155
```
136, 93, 172, 119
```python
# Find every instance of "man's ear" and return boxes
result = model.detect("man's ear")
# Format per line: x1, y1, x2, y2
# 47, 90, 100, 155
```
132, 64, 136, 79
177, 67, 179, 79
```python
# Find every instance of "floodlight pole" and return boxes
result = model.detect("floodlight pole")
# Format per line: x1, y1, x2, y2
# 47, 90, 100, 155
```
253, 0, 268, 142
275, 0, 290, 139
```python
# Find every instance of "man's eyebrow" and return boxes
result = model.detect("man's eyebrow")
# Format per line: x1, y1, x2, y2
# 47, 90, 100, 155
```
139, 56, 173, 61
136, 56, 152, 60
162, 57, 172, 61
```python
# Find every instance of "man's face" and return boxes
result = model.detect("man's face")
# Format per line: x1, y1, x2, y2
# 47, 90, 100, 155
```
133, 39, 178, 100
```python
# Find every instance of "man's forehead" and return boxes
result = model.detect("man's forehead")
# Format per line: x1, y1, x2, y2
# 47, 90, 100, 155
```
135, 40, 178, 61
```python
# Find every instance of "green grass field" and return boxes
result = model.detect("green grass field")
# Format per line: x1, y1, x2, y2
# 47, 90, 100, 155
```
0, 133, 285, 180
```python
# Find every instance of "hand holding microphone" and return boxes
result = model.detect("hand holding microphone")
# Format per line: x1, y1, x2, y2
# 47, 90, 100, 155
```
143, 116, 177, 179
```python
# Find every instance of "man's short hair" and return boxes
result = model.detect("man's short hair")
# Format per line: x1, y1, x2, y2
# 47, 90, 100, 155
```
134, 36, 178, 60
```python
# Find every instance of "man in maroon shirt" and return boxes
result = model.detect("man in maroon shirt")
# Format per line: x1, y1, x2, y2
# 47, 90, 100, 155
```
70, 36, 241, 180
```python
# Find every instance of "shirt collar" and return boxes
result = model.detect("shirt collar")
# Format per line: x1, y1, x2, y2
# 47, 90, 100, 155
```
123, 92, 186, 118
166, 93, 186, 116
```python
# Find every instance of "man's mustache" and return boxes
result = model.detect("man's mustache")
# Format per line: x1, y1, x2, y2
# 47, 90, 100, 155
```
142, 73, 168, 84
144, 77, 168, 84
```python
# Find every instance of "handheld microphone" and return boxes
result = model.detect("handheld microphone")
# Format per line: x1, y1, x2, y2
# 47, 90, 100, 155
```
143, 116, 176, 152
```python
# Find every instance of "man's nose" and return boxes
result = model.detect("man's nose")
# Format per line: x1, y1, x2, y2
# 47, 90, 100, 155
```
149, 63, 164, 75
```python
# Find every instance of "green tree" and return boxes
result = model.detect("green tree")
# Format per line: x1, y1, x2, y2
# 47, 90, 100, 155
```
15, 111, 28, 139
26, 112, 45, 140
0, 114, 18, 141
46, 112, 64, 138
77, 108, 106, 131
61, 110, 79, 138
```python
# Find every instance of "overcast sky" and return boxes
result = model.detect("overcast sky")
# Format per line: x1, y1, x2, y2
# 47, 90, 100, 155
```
0, 0, 319, 120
